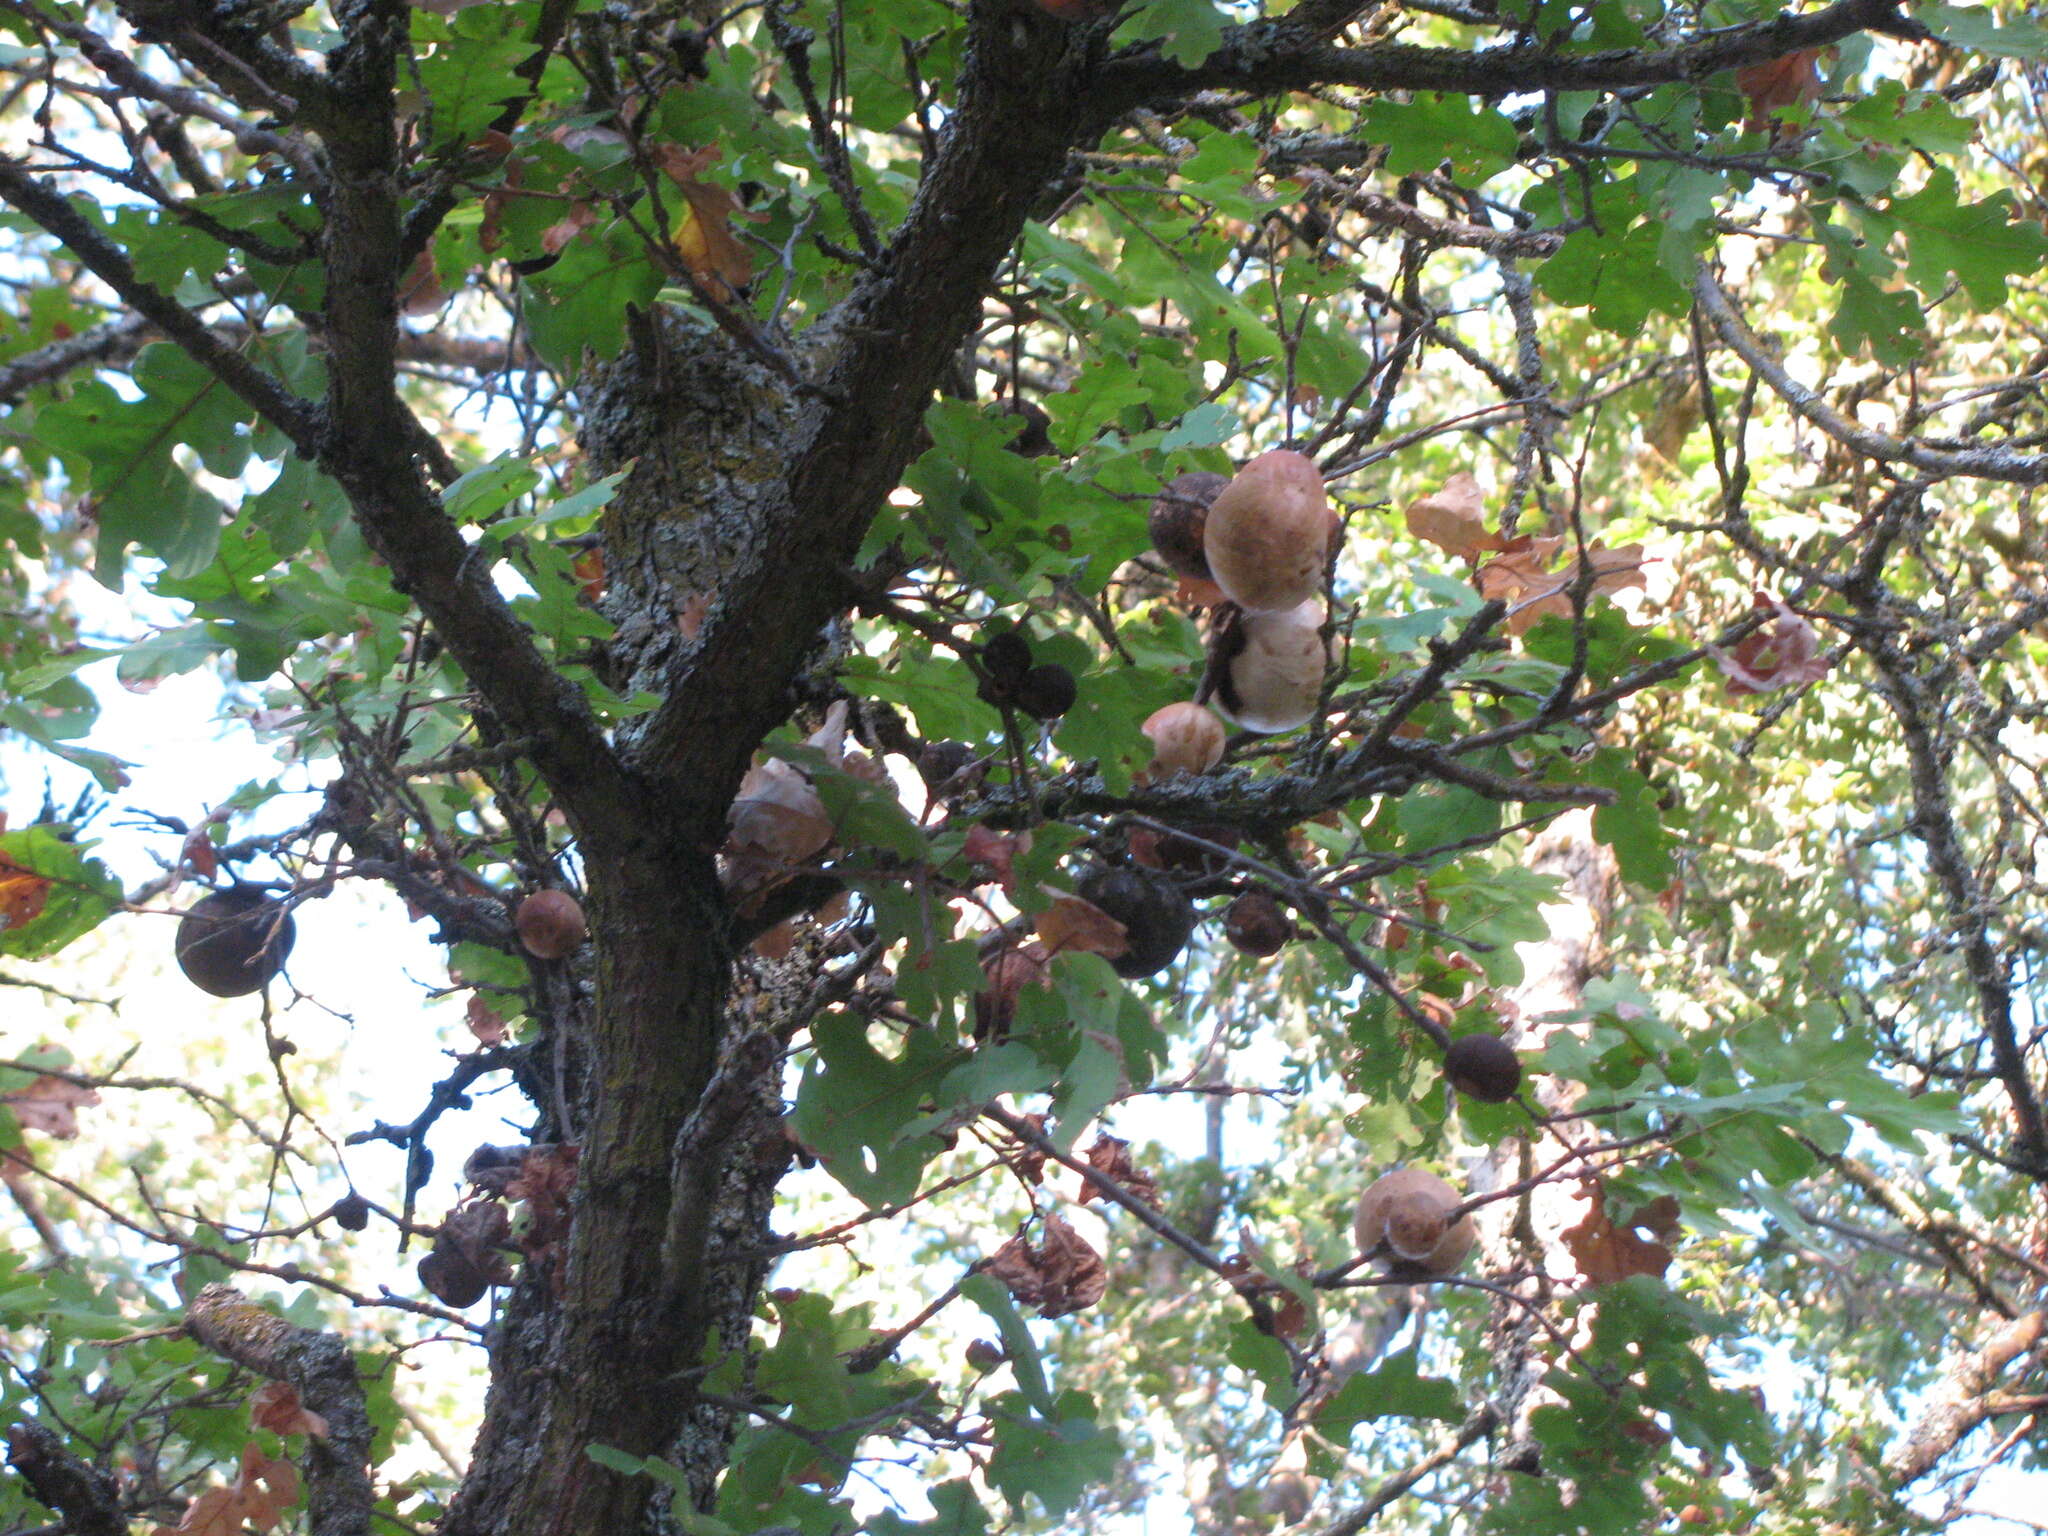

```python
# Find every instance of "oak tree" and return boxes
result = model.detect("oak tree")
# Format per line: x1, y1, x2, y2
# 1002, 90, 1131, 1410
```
2, 1, 2047, 1534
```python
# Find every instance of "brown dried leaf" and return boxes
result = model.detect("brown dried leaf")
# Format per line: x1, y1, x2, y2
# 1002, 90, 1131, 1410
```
0, 854, 51, 933
464, 995, 509, 1046
1560, 1182, 1680, 1287
651, 143, 763, 301
181, 827, 219, 880
439, 1199, 515, 1286
1008, 1111, 1050, 1185
728, 758, 832, 864
1712, 592, 1831, 696
984, 1214, 1108, 1319
151, 1443, 300, 1535
1736, 48, 1824, 128
397, 246, 449, 316
962, 826, 1031, 893
1404, 472, 1502, 562
248, 1382, 329, 1441
1477, 538, 1645, 635
5, 1075, 98, 1139
1220, 1248, 1310, 1338
1035, 888, 1130, 961
1078, 1134, 1160, 1209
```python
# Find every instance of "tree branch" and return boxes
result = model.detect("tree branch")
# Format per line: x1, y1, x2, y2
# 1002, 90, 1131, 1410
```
1888, 1310, 2046, 1485
4, 1422, 125, 1536
300, 0, 644, 844
183, 1284, 376, 1536
1099, 0, 1925, 114
1695, 265, 2048, 486
0, 156, 322, 454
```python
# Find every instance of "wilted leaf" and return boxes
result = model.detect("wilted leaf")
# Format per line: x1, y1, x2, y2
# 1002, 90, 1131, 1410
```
1712, 592, 1832, 696
1478, 538, 1646, 635
1077, 1134, 1160, 1209
180, 827, 219, 880
1035, 889, 1130, 960
727, 758, 832, 865
1560, 1181, 1681, 1286
5, 1075, 99, 1138
504, 1144, 578, 1242
249, 1382, 329, 1441
419, 1199, 515, 1306
651, 143, 762, 301
985, 1214, 1108, 1319
1404, 472, 1502, 562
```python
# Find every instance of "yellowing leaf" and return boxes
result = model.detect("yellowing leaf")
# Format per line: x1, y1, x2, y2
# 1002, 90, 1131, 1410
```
652, 143, 761, 301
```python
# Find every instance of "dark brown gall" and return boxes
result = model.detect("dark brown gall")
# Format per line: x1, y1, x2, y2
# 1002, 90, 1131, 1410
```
1445, 1033, 1522, 1103
1148, 471, 1228, 581
1223, 892, 1292, 957
1077, 866, 1195, 978
174, 887, 295, 998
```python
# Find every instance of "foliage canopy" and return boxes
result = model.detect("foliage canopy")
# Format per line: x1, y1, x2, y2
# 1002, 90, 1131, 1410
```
2, 0, 2048, 1533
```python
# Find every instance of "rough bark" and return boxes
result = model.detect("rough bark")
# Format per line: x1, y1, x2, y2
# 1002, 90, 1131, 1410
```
440, 849, 732, 1536
184, 1283, 377, 1536
4, 1420, 126, 1536
1889, 1310, 2047, 1484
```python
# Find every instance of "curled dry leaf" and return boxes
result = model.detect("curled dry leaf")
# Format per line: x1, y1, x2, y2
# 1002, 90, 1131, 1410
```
397, 246, 449, 316
1077, 1134, 1160, 1209
1404, 471, 1503, 563
180, 826, 219, 880
985, 1214, 1108, 1319
5, 1075, 99, 1138
1008, 1111, 1051, 1185
1221, 1247, 1311, 1338
419, 1199, 515, 1308
503, 1143, 578, 1247
248, 1381, 329, 1441
1035, 888, 1131, 961
727, 758, 832, 865
1560, 1181, 1680, 1287
1735, 48, 1824, 129
974, 941, 1051, 1041
1476, 538, 1646, 636
1712, 592, 1831, 696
